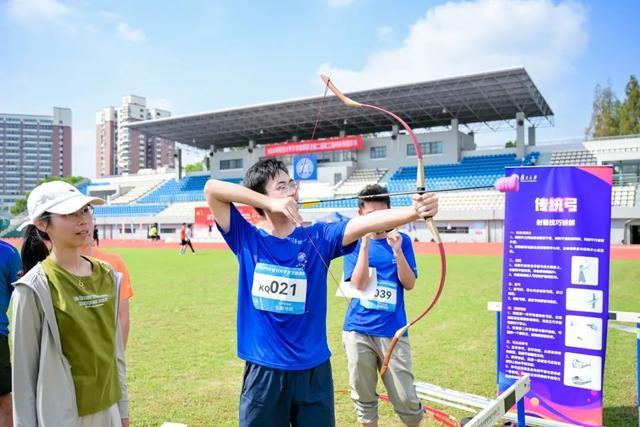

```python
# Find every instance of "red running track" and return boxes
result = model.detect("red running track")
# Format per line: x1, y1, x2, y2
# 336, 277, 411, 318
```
4, 239, 639, 260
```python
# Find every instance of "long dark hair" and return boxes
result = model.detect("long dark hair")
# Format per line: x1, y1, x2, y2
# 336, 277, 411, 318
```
21, 219, 51, 274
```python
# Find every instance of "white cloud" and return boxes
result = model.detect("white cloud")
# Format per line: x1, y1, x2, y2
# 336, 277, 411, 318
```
116, 22, 146, 43
377, 26, 394, 41
328, 0, 354, 7
7, 0, 71, 22
317, 0, 588, 91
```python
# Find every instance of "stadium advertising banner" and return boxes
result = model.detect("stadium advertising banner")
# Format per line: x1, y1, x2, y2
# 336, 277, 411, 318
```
264, 135, 363, 157
499, 166, 612, 426
194, 207, 214, 236
194, 205, 262, 234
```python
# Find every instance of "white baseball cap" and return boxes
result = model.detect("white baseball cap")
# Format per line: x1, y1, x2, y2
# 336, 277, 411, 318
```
17, 181, 104, 231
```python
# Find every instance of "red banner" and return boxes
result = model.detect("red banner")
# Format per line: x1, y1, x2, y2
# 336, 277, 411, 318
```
264, 135, 363, 157
194, 206, 215, 236
194, 207, 214, 226
194, 205, 261, 231
236, 205, 262, 225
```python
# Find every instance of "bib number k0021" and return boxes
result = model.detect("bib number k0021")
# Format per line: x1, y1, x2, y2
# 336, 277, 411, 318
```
252, 263, 307, 314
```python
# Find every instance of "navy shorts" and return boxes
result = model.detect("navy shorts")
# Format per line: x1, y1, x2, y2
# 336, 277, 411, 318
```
239, 359, 335, 427
0, 334, 10, 396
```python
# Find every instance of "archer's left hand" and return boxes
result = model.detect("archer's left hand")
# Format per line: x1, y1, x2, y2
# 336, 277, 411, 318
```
412, 193, 438, 219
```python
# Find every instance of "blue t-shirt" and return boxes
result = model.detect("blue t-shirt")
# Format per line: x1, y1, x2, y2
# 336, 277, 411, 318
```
343, 233, 418, 338
0, 240, 22, 336
218, 204, 356, 370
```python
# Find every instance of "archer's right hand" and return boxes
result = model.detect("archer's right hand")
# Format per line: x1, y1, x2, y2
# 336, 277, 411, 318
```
268, 197, 303, 225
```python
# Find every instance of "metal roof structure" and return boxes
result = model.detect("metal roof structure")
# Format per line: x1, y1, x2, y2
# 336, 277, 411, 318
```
128, 67, 553, 150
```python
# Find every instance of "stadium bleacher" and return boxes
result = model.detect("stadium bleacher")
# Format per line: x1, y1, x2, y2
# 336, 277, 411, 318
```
138, 175, 241, 204
334, 168, 388, 196
612, 186, 637, 207
549, 150, 597, 166
389, 152, 539, 192
93, 203, 168, 217
309, 153, 539, 209
109, 178, 166, 204
20, 149, 632, 229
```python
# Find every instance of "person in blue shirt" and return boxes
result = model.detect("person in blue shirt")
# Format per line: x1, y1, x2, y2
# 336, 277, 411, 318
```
204, 158, 438, 427
342, 184, 423, 427
0, 239, 22, 427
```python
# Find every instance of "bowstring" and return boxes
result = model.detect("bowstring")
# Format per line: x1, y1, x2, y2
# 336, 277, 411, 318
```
301, 80, 354, 308
310, 83, 330, 141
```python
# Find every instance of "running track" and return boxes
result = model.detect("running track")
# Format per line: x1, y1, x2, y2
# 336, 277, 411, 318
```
5, 239, 639, 260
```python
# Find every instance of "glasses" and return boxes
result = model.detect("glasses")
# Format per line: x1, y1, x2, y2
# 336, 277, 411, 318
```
45, 205, 95, 220
272, 181, 299, 195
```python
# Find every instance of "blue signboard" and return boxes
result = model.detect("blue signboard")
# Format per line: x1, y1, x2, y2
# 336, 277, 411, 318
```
293, 155, 318, 181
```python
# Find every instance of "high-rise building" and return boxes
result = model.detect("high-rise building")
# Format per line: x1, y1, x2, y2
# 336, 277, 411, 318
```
0, 107, 72, 213
96, 95, 175, 177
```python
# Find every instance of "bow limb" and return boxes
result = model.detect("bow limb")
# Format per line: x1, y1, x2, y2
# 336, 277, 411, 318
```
320, 74, 447, 376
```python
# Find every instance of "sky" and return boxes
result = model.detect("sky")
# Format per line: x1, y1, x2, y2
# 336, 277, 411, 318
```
1, 0, 639, 178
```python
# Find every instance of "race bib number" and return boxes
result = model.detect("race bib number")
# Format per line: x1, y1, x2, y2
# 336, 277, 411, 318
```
361, 279, 397, 312
252, 263, 307, 315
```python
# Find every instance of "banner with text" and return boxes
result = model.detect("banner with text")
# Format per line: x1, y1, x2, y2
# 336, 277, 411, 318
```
499, 166, 612, 426
264, 135, 363, 157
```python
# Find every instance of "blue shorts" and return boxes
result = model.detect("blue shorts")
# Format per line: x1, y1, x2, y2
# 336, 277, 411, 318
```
239, 359, 335, 427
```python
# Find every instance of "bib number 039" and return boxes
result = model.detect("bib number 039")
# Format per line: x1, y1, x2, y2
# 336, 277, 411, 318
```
362, 279, 397, 312
374, 288, 393, 300
252, 263, 307, 315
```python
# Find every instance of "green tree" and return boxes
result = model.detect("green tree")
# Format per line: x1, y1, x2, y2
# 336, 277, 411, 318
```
586, 81, 620, 138
505, 140, 516, 148
618, 75, 640, 135
184, 161, 204, 173
10, 198, 27, 216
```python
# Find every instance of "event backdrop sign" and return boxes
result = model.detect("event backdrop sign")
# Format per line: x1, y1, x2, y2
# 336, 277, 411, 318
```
499, 166, 612, 426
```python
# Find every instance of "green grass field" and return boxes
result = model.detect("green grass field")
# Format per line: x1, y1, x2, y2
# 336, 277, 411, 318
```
112, 247, 639, 426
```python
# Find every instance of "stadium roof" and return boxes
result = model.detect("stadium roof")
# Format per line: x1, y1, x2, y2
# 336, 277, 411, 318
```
128, 67, 553, 150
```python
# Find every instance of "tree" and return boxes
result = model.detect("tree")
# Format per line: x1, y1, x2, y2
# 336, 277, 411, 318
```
184, 161, 204, 173
10, 198, 27, 216
10, 175, 86, 215
618, 75, 640, 135
585, 81, 620, 138
505, 140, 516, 148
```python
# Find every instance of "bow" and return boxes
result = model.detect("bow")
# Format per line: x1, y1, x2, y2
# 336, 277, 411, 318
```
318, 75, 447, 376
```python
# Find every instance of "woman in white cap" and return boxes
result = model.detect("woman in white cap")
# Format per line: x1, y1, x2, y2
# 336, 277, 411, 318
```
11, 181, 129, 427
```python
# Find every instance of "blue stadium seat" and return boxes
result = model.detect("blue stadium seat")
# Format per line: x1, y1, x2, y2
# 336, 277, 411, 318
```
380, 152, 539, 207
138, 175, 242, 204
94, 203, 168, 217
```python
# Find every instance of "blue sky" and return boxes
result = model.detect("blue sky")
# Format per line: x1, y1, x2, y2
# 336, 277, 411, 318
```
1, 0, 639, 178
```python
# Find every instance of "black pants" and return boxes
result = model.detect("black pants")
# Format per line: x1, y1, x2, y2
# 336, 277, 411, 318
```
0, 335, 11, 395
181, 239, 195, 252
